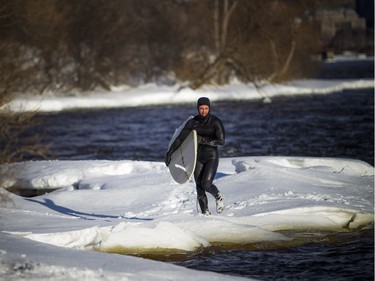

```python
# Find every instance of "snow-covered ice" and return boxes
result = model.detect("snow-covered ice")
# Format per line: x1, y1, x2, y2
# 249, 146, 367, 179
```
0, 156, 373, 280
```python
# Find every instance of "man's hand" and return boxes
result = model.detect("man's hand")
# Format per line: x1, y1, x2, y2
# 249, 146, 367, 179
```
198, 136, 216, 146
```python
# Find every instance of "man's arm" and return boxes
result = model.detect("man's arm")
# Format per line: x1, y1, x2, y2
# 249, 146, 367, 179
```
165, 121, 194, 166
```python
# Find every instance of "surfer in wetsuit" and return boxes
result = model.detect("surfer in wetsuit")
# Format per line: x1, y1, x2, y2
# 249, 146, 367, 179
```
165, 97, 225, 215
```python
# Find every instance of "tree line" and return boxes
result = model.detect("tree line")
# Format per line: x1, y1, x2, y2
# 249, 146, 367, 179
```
0, 0, 322, 96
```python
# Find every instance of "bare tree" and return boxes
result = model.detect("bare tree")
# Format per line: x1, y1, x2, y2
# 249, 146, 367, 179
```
0, 73, 49, 166
0, 1, 50, 165
187, 0, 321, 89
187, 0, 238, 89
0, 0, 322, 94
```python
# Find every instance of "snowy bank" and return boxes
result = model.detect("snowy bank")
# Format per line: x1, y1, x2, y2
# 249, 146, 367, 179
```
5, 78, 374, 112
0, 156, 373, 279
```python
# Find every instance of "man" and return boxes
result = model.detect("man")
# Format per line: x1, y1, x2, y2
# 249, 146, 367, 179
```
165, 97, 225, 215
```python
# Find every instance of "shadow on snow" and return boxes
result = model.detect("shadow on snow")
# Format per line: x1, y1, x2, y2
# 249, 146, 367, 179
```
26, 198, 153, 221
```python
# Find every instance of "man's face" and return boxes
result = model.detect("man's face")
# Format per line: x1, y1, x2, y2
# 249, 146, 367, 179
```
199, 105, 209, 117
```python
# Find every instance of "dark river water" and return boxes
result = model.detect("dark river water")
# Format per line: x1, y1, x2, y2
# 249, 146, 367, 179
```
25, 59, 374, 280
34, 88, 374, 165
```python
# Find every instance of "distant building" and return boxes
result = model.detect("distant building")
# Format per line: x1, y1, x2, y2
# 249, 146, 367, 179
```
307, 0, 373, 54
314, 8, 366, 39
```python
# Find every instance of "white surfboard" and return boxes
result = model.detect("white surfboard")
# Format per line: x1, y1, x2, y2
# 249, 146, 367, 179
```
167, 116, 194, 151
168, 129, 197, 184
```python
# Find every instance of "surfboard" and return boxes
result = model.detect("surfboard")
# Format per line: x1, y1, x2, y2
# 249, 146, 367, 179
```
167, 116, 194, 151
167, 126, 197, 184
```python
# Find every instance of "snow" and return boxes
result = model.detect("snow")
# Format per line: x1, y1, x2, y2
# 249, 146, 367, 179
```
4, 78, 373, 113
0, 156, 373, 280
0, 59, 374, 280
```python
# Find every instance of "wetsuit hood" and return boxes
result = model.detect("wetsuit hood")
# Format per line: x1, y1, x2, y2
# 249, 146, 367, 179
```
197, 97, 211, 119
197, 97, 211, 110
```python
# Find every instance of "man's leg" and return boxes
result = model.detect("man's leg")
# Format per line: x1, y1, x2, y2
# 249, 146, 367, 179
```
194, 161, 209, 214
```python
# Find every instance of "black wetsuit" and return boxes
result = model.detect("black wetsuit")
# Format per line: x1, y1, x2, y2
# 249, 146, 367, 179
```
167, 113, 225, 213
